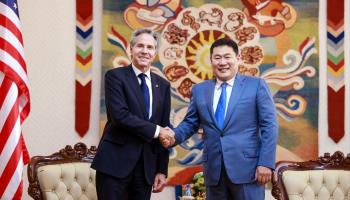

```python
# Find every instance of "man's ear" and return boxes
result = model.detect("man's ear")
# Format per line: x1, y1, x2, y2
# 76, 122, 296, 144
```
236, 53, 241, 60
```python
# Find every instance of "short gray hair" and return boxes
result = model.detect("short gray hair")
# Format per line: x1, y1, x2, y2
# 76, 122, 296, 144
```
130, 28, 159, 49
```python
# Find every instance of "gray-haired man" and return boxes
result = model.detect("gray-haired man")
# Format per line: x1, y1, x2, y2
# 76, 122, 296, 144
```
92, 28, 173, 200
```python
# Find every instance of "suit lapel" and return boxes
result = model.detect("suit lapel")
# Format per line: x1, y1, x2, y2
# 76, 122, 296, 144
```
222, 74, 245, 131
150, 73, 159, 120
206, 80, 217, 127
126, 66, 148, 119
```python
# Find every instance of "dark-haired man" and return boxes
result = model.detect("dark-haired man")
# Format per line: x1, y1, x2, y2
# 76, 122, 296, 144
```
161, 38, 278, 199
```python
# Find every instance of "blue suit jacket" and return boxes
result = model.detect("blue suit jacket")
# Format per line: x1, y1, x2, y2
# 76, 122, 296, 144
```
174, 74, 278, 186
91, 66, 171, 184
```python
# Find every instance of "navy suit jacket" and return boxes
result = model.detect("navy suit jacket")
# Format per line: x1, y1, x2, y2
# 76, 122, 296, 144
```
174, 74, 278, 186
91, 65, 171, 184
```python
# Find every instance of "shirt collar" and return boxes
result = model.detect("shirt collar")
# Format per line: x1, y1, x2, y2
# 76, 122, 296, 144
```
215, 76, 235, 89
132, 64, 151, 80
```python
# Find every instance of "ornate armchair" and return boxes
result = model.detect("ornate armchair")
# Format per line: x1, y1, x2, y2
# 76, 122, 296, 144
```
27, 143, 97, 200
271, 151, 350, 200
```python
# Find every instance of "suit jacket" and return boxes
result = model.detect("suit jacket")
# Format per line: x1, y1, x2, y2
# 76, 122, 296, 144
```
91, 65, 171, 184
174, 74, 278, 186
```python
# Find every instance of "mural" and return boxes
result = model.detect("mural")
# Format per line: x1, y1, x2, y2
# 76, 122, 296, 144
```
101, 0, 319, 184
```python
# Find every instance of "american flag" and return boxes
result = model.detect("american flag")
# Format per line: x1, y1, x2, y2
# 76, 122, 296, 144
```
0, 0, 30, 199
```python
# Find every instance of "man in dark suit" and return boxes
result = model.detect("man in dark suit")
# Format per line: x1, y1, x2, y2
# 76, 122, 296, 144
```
161, 38, 278, 200
91, 28, 173, 200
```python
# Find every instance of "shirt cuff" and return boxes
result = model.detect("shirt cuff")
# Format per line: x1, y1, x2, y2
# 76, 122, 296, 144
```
154, 125, 160, 138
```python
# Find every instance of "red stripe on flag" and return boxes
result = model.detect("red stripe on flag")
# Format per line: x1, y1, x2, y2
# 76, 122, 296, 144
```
19, 135, 29, 164
0, 60, 29, 97
0, 14, 24, 45
12, 180, 23, 200
0, 95, 19, 154
20, 101, 30, 124
0, 37, 27, 72
0, 78, 12, 108
0, 140, 22, 197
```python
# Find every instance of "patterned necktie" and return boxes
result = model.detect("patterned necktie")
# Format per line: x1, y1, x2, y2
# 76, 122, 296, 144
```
215, 82, 227, 129
138, 73, 150, 118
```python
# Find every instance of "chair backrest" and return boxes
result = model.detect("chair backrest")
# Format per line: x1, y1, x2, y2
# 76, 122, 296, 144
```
27, 143, 97, 200
271, 151, 350, 200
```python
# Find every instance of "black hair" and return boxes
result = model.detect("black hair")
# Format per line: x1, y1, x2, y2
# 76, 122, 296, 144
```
210, 38, 239, 57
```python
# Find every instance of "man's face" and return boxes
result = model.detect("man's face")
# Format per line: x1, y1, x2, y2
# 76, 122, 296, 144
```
211, 45, 239, 81
130, 33, 157, 71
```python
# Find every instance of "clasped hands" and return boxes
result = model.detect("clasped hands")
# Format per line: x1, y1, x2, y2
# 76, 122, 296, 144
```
159, 127, 175, 148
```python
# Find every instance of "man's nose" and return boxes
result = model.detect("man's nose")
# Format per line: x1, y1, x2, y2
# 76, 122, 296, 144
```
140, 47, 148, 53
218, 58, 227, 65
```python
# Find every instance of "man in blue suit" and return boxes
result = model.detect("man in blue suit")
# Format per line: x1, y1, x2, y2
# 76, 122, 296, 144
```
161, 38, 278, 199
91, 29, 173, 200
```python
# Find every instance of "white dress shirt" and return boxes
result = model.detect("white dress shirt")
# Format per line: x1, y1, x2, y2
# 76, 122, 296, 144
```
131, 65, 160, 138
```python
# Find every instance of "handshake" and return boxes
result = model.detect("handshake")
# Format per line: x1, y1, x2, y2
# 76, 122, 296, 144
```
159, 127, 175, 148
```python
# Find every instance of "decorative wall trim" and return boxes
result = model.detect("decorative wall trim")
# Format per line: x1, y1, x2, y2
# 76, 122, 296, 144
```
326, 0, 345, 143
75, 0, 93, 136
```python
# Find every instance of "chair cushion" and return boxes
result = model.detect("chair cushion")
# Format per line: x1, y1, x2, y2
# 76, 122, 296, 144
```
37, 162, 96, 200
282, 170, 350, 200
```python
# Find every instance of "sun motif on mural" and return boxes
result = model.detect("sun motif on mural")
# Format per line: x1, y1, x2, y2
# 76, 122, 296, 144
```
186, 30, 228, 80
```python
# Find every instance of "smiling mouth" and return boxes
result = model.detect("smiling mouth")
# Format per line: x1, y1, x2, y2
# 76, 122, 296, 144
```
218, 68, 229, 72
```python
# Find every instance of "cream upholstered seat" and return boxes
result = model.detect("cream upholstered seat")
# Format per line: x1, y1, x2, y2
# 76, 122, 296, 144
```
272, 151, 350, 200
28, 143, 97, 200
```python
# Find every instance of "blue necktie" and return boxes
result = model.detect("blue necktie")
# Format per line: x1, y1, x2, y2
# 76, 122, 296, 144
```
215, 82, 227, 130
138, 73, 150, 118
